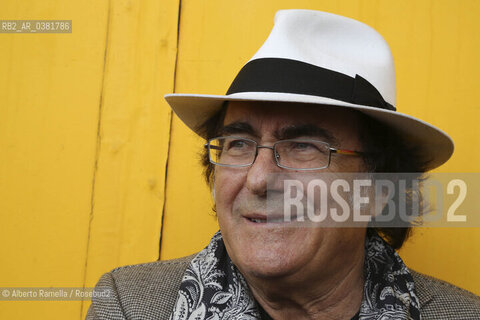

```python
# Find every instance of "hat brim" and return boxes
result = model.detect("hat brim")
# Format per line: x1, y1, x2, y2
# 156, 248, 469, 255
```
164, 92, 454, 171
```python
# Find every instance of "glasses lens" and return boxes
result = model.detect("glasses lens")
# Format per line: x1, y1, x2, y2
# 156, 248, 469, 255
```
275, 140, 330, 169
209, 137, 256, 166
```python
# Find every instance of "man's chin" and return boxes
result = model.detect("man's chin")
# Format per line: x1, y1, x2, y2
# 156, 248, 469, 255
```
240, 262, 299, 280
233, 250, 303, 280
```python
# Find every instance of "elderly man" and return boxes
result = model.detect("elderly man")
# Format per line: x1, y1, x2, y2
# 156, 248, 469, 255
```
87, 10, 480, 320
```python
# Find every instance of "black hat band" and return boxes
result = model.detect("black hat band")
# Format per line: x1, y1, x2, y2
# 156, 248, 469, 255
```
226, 58, 395, 112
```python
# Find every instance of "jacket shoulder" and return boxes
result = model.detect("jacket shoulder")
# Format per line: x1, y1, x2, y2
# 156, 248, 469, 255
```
86, 254, 195, 320
411, 270, 480, 320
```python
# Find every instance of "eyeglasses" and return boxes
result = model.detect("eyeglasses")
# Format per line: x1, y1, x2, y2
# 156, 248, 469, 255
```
204, 136, 362, 170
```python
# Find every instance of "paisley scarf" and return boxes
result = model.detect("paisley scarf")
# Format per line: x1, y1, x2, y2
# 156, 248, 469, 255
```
169, 231, 421, 320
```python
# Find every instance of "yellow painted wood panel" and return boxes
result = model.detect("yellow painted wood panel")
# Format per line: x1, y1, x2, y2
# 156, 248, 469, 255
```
162, 0, 480, 296
0, 1, 109, 319
0, 0, 180, 319
81, 0, 180, 318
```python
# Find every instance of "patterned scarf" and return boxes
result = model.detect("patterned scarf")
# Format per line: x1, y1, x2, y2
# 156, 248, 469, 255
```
169, 231, 421, 320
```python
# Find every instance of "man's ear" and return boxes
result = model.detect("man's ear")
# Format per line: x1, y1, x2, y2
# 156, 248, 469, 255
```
369, 180, 395, 220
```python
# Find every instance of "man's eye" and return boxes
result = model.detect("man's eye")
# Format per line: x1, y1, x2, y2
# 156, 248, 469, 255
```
227, 140, 248, 149
293, 142, 315, 150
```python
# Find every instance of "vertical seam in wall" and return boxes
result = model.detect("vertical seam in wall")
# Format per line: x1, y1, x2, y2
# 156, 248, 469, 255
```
80, 0, 111, 317
159, 0, 182, 260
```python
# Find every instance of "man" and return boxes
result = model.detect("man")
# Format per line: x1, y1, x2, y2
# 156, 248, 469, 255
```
87, 10, 480, 319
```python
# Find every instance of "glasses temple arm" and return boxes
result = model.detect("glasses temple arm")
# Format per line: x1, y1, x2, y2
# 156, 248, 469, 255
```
330, 148, 362, 156
204, 144, 223, 150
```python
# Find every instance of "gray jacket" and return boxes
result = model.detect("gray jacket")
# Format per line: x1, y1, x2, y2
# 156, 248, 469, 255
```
86, 255, 480, 320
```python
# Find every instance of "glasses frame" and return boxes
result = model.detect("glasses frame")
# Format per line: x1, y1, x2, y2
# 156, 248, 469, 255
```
204, 136, 362, 171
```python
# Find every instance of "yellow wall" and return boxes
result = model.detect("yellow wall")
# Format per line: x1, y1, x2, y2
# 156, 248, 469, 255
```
0, 1, 479, 319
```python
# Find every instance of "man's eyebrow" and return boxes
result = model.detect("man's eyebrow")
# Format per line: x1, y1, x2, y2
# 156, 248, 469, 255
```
219, 121, 258, 137
276, 124, 338, 143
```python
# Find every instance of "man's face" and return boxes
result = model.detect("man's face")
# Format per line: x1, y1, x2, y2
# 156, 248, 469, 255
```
214, 101, 368, 280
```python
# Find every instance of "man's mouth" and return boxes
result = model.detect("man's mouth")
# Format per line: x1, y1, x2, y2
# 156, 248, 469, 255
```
244, 215, 297, 223
247, 217, 268, 223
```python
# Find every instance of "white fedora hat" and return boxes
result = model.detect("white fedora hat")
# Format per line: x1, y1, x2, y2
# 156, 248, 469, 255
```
165, 9, 454, 170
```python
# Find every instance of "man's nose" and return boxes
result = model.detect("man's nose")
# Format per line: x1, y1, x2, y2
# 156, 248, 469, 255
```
245, 147, 282, 196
